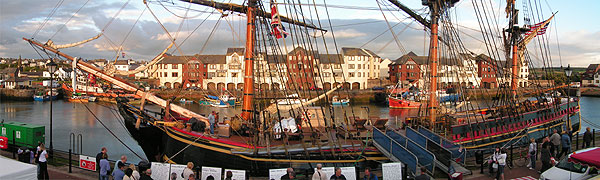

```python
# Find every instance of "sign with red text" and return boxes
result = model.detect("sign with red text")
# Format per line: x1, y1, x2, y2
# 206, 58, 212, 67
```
79, 155, 96, 171
0, 136, 7, 149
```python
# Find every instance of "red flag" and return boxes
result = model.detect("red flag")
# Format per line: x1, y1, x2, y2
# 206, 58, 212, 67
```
121, 52, 126, 58
270, 0, 288, 39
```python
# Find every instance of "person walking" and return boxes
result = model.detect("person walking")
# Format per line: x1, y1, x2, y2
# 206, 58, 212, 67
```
208, 111, 216, 134
549, 129, 561, 157
96, 147, 107, 180
312, 164, 327, 180
495, 148, 507, 180
182, 162, 194, 180
330, 167, 347, 180
583, 127, 593, 149
99, 154, 111, 180
540, 143, 552, 173
363, 167, 378, 180
527, 138, 537, 170
37, 144, 49, 180
558, 131, 571, 159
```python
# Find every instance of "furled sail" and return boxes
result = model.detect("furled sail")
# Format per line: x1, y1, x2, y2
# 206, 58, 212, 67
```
104, 42, 175, 76
263, 84, 342, 114
46, 34, 102, 49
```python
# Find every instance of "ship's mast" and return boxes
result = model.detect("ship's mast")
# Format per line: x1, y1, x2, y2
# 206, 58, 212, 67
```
241, 0, 257, 121
509, 3, 520, 99
427, 1, 440, 126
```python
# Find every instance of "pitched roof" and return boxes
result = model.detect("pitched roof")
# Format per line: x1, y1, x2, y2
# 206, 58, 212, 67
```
393, 51, 427, 65
287, 47, 318, 56
159, 55, 192, 64
341, 47, 380, 58
226, 48, 245, 56
319, 54, 344, 64
586, 64, 600, 72
196, 55, 226, 64
0, 68, 17, 74
115, 60, 129, 65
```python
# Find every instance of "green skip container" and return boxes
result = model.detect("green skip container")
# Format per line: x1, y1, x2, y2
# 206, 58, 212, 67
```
0, 121, 45, 149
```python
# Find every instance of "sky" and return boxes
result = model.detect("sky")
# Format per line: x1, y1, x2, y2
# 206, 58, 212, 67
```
0, 0, 598, 67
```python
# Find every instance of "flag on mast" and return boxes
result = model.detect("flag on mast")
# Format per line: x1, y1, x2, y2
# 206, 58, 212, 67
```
270, 0, 288, 39
525, 19, 550, 36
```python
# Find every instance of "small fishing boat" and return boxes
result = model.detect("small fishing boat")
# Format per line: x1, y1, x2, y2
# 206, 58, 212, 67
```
331, 96, 349, 106
88, 96, 97, 102
33, 95, 48, 101
68, 96, 89, 103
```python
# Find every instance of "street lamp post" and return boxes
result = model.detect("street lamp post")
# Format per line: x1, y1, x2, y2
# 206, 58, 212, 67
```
564, 64, 572, 131
47, 59, 57, 157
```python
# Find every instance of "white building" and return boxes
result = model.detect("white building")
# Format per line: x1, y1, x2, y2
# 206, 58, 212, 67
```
150, 55, 186, 88
115, 60, 130, 72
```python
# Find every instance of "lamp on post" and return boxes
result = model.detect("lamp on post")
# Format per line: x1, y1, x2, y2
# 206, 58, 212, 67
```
564, 64, 572, 131
47, 59, 58, 157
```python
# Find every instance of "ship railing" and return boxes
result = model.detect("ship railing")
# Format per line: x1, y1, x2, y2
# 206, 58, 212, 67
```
372, 128, 419, 174
385, 129, 437, 174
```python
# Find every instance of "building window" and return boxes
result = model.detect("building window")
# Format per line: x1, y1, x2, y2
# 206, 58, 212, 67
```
173, 64, 178, 69
348, 64, 355, 69
217, 72, 226, 77
349, 72, 355, 77
358, 65, 361, 69
358, 73, 361, 77
324, 72, 330, 77
172, 72, 178, 77
210, 65, 216, 69
232, 73, 238, 77
323, 64, 330, 69
208, 72, 215, 78
164, 72, 168, 77
334, 64, 341, 69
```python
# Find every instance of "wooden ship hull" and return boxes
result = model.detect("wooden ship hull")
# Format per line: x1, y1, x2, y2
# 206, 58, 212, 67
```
116, 98, 387, 176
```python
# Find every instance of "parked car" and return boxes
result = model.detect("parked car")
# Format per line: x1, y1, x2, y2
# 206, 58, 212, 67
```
539, 147, 599, 180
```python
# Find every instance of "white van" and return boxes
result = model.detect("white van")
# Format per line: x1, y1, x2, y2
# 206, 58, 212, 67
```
539, 147, 599, 180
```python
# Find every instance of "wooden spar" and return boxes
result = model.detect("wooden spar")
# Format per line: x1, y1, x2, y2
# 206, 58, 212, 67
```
241, 0, 257, 121
428, 3, 439, 125
23, 37, 210, 127
182, 0, 326, 31
511, 44, 519, 98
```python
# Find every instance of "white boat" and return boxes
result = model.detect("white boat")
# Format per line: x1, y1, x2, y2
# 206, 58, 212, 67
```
276, 93, 306, 105
331, 96, 349, 105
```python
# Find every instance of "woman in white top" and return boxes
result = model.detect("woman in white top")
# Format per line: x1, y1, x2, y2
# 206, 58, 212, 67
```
38, 143, 50, 179
495, 148, 507, 180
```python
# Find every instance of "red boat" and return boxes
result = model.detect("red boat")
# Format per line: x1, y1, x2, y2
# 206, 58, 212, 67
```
389, 96, 421, 108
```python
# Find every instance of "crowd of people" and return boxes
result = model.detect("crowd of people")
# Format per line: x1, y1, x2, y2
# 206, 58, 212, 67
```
487, 127, 595, 180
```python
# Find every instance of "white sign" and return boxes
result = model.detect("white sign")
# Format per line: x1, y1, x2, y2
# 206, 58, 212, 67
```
313, 167, 334, 179
224, 169, 246, 180
78, 155, 97, 171
201, 166, 222, 180
269, 168, 288, 180
340, 167, 356, 180
15, 131, 20, 139
170, 164, 187, 180
383, 162, 403, 180
1, 127, 5, 136
151, 162, 171, 180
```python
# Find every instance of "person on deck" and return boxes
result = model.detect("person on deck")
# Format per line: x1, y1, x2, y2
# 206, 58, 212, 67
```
583, 127, 593, 149
139, 169, 153, 180
312, 164, 327, 180
330, 167, 347, 180
558, 131, 571, 159
363, 167, 378, 180
549, 129, 561, 157
208, 111, 216, 134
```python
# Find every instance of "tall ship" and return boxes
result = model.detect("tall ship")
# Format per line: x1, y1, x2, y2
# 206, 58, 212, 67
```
24, 0, 581, 177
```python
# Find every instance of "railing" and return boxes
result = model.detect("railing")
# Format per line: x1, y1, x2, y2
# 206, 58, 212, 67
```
406, 127, 452, 168
373, 128, 418, 173
386, 129, 437, 174
417, 126, 466, 164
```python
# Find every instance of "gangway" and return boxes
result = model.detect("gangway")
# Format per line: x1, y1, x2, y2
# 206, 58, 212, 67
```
411, 127, 472, 175
372, 128, 419, 174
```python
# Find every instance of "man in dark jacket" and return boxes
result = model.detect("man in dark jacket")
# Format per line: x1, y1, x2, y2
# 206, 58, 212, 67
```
583, 127, 593, 149
96, 147, 107, 180
363, 168, 378, 180
140, 169, 154, 180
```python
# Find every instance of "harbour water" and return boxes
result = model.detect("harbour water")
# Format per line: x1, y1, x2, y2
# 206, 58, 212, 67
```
0, 96, 598, 163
